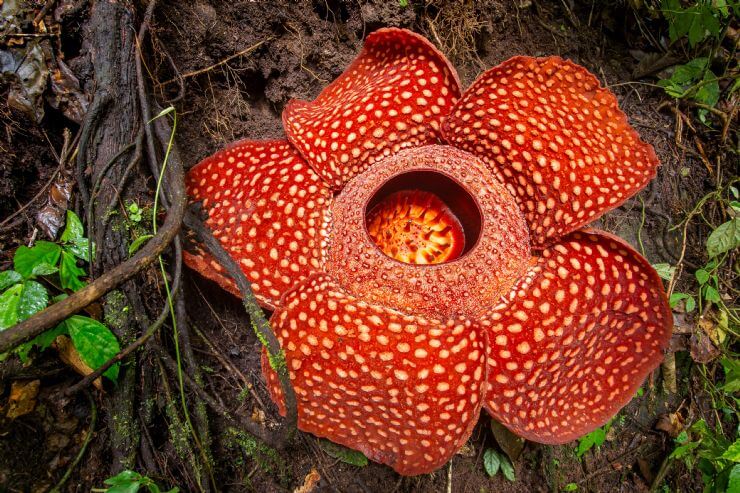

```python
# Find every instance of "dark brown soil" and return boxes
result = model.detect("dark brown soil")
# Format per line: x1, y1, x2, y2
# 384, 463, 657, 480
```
0, 0, 722, 492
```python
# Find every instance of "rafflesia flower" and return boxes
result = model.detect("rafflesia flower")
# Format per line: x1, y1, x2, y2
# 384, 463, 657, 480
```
184, 28, 672, 475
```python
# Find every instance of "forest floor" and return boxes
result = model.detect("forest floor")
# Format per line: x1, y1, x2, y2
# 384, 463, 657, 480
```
0, 1, 737, 492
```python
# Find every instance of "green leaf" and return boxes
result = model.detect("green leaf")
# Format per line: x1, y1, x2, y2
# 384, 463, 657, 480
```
563, 484, 578, 492
669, 292, 689, 306
483, 448, 501, 477
703, 285, 721, 304
696, 269, 710, 285
673, 58, 708, 85
722, 439, 740, 462
0, 270, 22, 291
675, 430, 688, 443
65, 237, 91, 261
14, 241, 62, 278
720, 357, 740, 393
128, 234, 153, 256
61, 315, 121, 382
0, 283, 23, 330
577, 428, 606, 457
18, 280, 48, 320
15, 324, 67, 363
728, 464, 740, 493
670, 441, 700, 460
59, 251, 86, 291
652, 263, 675, 281
707, 218, 740, 257
685, 296, 696, 312
59, 211, 92, 261
694, 72, 720, 108
105, 470, 142, 486
60, 210, 84, 243
318, 439, 368, 466
500, 454, 515, 482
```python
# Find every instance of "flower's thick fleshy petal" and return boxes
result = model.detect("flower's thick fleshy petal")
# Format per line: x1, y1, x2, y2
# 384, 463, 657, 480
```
283, 28, 462, 189
263, 274, 486, 476
443, 57, 660, 248
185, 140, 332, 309
480, 229, 671, 444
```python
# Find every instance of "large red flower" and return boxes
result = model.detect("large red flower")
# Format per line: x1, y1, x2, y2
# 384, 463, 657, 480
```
185, 28, 672, 475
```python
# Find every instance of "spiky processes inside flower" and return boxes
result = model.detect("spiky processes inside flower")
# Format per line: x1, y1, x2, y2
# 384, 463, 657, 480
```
364, 171, 482, 265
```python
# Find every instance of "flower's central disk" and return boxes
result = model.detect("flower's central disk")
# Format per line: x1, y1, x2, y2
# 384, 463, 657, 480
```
366, 190, 465, 264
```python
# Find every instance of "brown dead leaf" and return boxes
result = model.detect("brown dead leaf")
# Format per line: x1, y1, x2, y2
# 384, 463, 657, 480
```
656, 412, 685, 438
5, 379, 41, 419
689, 332, 720, 364
698, 316, 726, 346
293, 468, 320, 493
455, 440, 475, 457
251, 407, 265, 425
490, 419, 525, 462
53, 335, 102, 390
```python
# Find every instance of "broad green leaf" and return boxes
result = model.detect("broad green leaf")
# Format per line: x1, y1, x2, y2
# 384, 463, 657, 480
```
685, 296, 696, 312
728, 464, 740, 493
318, 439, 368, 466
696, 269, 710, 285
670, 441, 700, 460
694, 72, 719, 108
64, 237, 91, 261
0, 283, 23, 330
652, 263, 675, 281
703, 285, 721, 304
0, 270, 22, 291
707, 218, 740, 257
104, 470, 142, 486
563, 484, 578, 492
722, 439, 740, 462
59, 251, 86, 291
14, 241, 61, 278
62, 315, 120, 381
128, 234, 153, 256
500, 454, 515, 482
18, 280, 48, 320
60, 210, 84, 243
669, 292, 689, 306
577, 428, 606, 457
720, 357, 740, 393
15, 324, 67, 363
483, 448, 501, 477
688, 13, 707, 46
31, 262, 59, 277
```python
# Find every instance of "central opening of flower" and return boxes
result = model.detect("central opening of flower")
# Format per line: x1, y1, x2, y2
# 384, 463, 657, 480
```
364, 171, 482, 265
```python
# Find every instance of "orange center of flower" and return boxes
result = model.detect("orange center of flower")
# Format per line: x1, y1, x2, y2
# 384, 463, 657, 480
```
366, 190, 465, 265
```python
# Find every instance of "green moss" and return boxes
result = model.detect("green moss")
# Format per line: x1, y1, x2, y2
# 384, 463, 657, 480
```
103, 290, 133, 342
225, 428, 290, 486
164, 397, 192, 460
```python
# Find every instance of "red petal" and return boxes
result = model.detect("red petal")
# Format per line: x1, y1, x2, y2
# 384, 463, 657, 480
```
480, 229, 672, 443
325, 145, 530, 319
443, 57, 660, 248
184, 140, 332, 309
263, 274, 486, 475
283, 28, 461, 189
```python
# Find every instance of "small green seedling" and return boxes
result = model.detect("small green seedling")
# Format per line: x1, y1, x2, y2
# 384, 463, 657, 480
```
95, 470, 179, 493
483, 448, 515, 482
